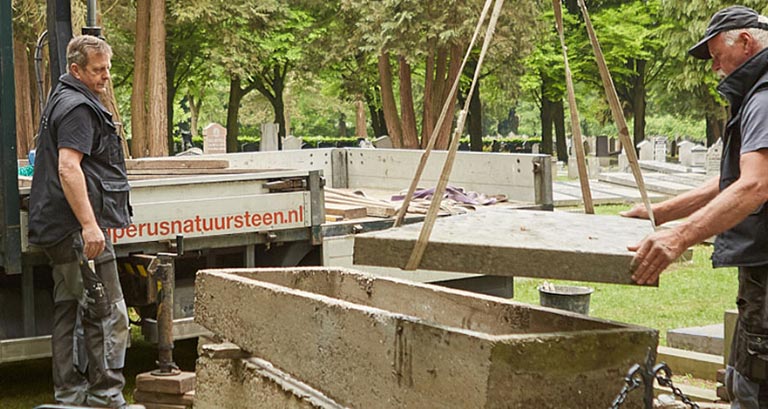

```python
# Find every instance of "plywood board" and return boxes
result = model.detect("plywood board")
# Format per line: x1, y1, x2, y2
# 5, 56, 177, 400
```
353, 208, 657, 285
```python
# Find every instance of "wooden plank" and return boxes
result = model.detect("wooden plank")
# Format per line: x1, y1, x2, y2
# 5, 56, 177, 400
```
126, 158, 229, 170
325, 203, 367, 220
354, 208, 658, 285
127, 168, 269, 175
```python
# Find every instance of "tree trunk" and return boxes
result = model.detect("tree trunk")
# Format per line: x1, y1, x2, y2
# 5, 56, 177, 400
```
271, 66, 287, 144
705, 112, 724, 147
377, 51, 402, 148
131, 0, 149, 158
13, 39, 33, 159
147, 0, 168, 157
226, 77, 244, 152
540, 96, 553, 156
435, 44, 463, 150
554, 99, 567, 162
421, 49, 435, 148
273, 93, 286, 149
632, 60, 646, 147
365, 88, 386, 137
355, 97, 367, 137
565, 0, 579, 14
166, 62, 177, 154
398, 56, 419, 148
189, 93, 201, 137
468, 81, 483, 152
540, 74, 554, 155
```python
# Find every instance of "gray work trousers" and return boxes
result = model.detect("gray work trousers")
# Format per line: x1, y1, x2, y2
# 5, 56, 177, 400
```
726, 266, 768, 408
44, 231, 129, 408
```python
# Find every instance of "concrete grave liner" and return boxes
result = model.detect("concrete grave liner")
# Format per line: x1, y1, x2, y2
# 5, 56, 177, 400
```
195, 267, 657, 409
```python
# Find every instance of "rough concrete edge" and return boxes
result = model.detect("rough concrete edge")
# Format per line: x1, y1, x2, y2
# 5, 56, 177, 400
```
195, 267, 656, 336
244, 357, 350, 409
195, 269, 498, 341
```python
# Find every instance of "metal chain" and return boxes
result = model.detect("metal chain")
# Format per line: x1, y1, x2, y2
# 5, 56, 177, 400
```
610, 362, 700, 409
653, 363, 700, 409
610, 364, 642, 409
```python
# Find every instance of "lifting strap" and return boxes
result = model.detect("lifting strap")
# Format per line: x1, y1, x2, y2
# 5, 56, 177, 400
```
402, 0, 505, 271
577, 0, 657, 230
393, 0, 495, 229
553, 0, 594, 214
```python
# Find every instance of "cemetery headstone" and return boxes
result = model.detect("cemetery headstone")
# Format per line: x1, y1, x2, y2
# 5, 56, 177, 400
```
260, 123, 280, 151
706, 139, 723, 176
678, 141, 695, 167
690, 145, 707, 167
653, 136, 667, 162
637, 140, 653, 161
203, 123, 227, 154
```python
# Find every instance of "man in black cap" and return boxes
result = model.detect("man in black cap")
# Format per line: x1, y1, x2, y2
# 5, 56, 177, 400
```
621, 5, 768, 408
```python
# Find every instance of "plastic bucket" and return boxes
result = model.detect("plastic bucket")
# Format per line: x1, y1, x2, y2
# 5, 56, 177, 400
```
538, 284, 594, 315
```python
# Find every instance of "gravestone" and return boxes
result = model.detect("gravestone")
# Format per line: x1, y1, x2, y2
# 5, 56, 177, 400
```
283, 136, 302, 150
678, 141, 695, 167
637, 140, 653, 161
706, 138, 723, 176
372, 136, 392, 149
260, 123, 280, 151
690, 145, 707, 167
203, 123, 227, 154
595, 135, 610, 157
653, 136, 667, 162
618, 151, 629, 172
531, 143, 540, 154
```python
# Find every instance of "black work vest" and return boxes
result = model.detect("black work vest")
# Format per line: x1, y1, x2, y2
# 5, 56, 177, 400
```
712, 48, 768, 267
28, 74, 131, 247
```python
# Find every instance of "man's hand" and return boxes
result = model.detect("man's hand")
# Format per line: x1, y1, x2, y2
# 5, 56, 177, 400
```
627, 229, 687, 285
81, 225, 105, 260
620, 203, 651, 220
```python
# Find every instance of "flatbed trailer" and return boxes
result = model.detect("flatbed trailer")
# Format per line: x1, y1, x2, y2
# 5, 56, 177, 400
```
0, 147, 552, 363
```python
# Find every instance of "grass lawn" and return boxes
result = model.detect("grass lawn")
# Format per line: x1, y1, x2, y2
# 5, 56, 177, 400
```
512, 244, 738, 345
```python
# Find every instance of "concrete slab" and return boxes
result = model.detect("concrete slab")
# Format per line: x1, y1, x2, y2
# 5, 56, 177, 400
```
599, 172, 693, 196
667, 324, 724, 356
638, 160, 706, 175
195, 267, 658, 409
657, 346, 723, 381
353, 208, 656, 285
554, 180, 667, 206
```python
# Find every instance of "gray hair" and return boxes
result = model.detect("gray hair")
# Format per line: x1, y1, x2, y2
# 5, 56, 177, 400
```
66, 35, 112, 73
722, 15, 768, 49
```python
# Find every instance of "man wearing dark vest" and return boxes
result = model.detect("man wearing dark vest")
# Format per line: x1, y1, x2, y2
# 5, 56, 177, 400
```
622, 5, 768, 408
29, 35, 133, 408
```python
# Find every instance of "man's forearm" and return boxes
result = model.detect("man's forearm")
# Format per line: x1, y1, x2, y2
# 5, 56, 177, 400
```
653, 177, 720, 225
59, 165, 98, 230
675, 177, 766, 248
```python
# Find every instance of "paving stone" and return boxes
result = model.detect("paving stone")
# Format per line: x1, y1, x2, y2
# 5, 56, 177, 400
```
195, 267, 658, 409
354, 208, 656, 285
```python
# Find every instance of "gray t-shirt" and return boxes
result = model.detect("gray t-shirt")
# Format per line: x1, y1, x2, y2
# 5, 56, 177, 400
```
741, 90, 768, 154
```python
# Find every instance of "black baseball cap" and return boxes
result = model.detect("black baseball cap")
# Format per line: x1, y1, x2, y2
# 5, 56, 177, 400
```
689, 5, 768, 59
